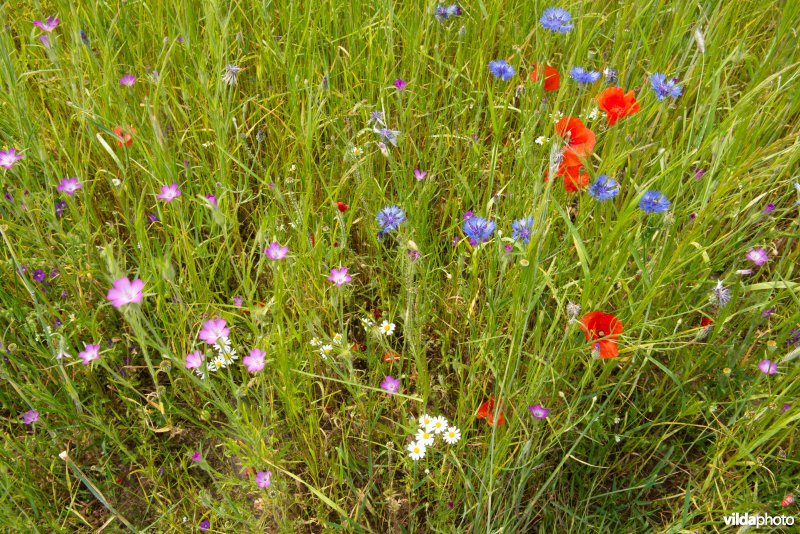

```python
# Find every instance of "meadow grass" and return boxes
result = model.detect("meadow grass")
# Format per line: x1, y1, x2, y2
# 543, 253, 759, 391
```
1, 0, 800, 531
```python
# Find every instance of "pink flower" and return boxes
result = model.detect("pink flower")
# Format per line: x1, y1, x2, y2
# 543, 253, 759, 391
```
190, 451, 202, 462
185, 350, 204, 369
394, 78, 407, 91
380, 375, 401, 395
198, 318, 229, 345
0, 148, 23, 169
243, 348, 266, 373
22, 410, 39, 425
79, 343, 101, 365
255, 470, 272, 488
327, 267, 352, 286
57, 177, 82, 195
264, 242, 288, 260
414, 168, 428, 181
119, 74, 136, 86
32, 16, 59, 32
156, 183, 182, 202
106, 277, 144, 308
205, 194, 217, 208
527, 404, 550, 419
758, 359, 777, 375
39, 35, 51, 48
745, 247, 768, 266
232, 296, 243, 307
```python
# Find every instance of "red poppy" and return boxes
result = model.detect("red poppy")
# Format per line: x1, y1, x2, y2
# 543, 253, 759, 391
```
555, 117, 595, 168
112, 126, 134, 147
530, 64, 560, 91
700, 317, 713, 328
578, 311, 623, 359
337, 201, 349, 213
351, 342, 366, 352
382, 351, 400, 362
543, 162, 590, 192
596, 87, 640, 126
476, 396, 505, 427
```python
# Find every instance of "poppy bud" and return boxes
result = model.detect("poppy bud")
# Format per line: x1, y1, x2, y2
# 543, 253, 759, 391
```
337, 201, 349, 213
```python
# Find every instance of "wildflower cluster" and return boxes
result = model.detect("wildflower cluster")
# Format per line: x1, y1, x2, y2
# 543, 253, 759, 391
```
407, 414, 461, 461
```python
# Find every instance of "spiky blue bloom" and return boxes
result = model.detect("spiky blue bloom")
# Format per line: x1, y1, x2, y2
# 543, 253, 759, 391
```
638, 190, 671, 213
587, 175, 620, 201
489, 60, 515, 80
540, 7, 574, 33
375, 127, 400, 146
603, 67, 618, 84
650, 73, 683, 101
511, 217, 535, 244
376, 205, 406, 232
569, 67, 601, 84
463, 216, 496, 244
435, 4, 462, 21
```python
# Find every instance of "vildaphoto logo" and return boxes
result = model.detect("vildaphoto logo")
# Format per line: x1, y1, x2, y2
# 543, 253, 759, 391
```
722, 512, 795, 527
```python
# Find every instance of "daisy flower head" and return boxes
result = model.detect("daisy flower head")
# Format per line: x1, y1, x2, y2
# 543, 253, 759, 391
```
430, 416, 448, 434
376, 205, 407, 233
319, 344, 333, 359
310, 337, 322, 347
57, 177, 82, 195
157, 183, 181, 202
638, 190, 670, 213
442, 426, 461, 445
489, 60, 516, 80
379, 320, 396, 336
106, 277, 144, 308
407, 441, 426, 461
212, 337, 238, 368
328, 267, 352, 286
360, 317, 375, 331
332, 333, 343, 345
185, 350, 204, 369
198, 318, 230, 345
419, 414, 435, 430
243, 348, 266, 373
0, 148, 23, 169
587, 175, 620, 201
79, 343, 101, 365
264, 242, 288, 261
540, 6, 573, 33
380, 375, 401, 395
415, 428, 435, 446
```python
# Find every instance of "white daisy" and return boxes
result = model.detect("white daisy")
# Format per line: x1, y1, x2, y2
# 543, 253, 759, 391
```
360, 317, 375, 331
430, 416, 448, 434
415, 428, 435, 446
418, 414, 435, 431
310, 337, 322, 347
380, 320, 396, 336
535, 135, 549, 145
442, 426, 461, 445
332, 333, 343, 345
407, 441, 426, 461
319, 344, 333, 359
352, 146, 364, 157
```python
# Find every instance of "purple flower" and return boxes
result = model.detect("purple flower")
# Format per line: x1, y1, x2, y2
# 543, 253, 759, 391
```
528, 404, 550, 419
407, 250, 421, 262
650, 73, 683, 101
504, 244, 513, 253
414, 168, 428, 181
540, 6, 573, 33
32, 16, 59, 32
761, 308, 775, 317
255, 470, 272, 488
79, 343, 101, 365
782, 403, 791, 413
190, 451, 202, 462
435, 4, 462, 21
205, 194, 217, 208
198, 319, 229, 345
233, 296, 244, 307
380, 375, 401, 396
745, 247, 768, 266
185, 350, 204, 369
22, 410, 39, 425
243, 348, 266, 373
57, 177, 82, 195
199, 519, 210, 532
787, 328, 800, 347
147, 213, 158, 223
119, 74, 136, 86
0, 148, 23, 169
763, 203, 775, 214
394, 78, 407, 91
33, 269, 46, 282
328, 267, 352, 286
462, 216, 496, 244
758, 359, 777, 375
106, 277, 144, 308
376, 205, 407, 233
463, 210, 474, 221
693, 168, 706, 180
489, 60, 515, 80
39, 35, 51, 48
375, 127, 400, 146
264, 242, 288, 260
511, 217, 535, 244
157, 183, 181, 202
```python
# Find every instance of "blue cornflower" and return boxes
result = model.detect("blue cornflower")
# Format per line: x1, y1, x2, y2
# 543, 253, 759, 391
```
650, 73, 683, 101
463, 216, 496, 244
540, 7, 574, 33
375, 127, 400, 146
435, 4, 462, 21
569, 67, 601, 84
54, 199, 67, 217
376, 205, 407, 233
638, 190, 671, 213
587, 175, 620, 201
369, 110, 385, 126
511, 217, 535, 244
603, 67, 618, 84
489, 60, 515, 80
